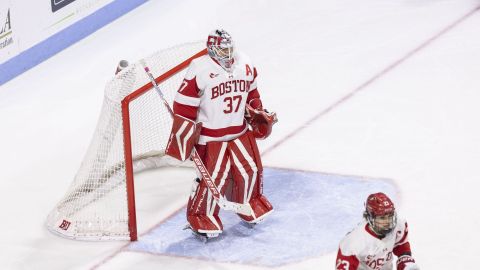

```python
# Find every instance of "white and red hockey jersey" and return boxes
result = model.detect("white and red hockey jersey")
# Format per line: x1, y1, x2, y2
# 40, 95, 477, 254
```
173, 51, 261, 145
336, 218, 412, 270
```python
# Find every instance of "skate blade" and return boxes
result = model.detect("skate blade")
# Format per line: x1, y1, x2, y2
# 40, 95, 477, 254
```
184, 224, 220, 242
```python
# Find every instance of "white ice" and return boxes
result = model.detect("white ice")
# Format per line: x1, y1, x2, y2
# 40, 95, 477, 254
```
1, 0, 479, 269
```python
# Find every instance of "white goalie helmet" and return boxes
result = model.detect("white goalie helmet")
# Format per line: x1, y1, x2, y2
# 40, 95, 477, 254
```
206, 29, 234, 71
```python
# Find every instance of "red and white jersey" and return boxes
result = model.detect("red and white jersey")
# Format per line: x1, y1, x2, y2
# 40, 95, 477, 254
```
336, 218, 412, 270
173, 51, 260, 145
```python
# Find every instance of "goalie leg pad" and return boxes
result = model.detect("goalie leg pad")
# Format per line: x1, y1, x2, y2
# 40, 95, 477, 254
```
187, 178, 225, 234
187, 214, 223, 235
226, 132, 273, 223
238, 195, 273, 223
186, 141, 230, 234
165, 114, 202, 161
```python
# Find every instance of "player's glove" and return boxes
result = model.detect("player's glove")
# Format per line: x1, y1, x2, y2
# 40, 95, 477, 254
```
397, 255, 419, 270
245, 104, 278, 139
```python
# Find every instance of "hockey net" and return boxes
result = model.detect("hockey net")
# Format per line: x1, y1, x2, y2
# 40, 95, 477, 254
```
46, 42, 207, 241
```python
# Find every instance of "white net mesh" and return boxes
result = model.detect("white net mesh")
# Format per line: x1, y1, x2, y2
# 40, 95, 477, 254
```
46, 42, 205, 240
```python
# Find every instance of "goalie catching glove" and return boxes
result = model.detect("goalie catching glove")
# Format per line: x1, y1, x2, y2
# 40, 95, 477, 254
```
245, 103, 278, 140
165, 114, 202, 161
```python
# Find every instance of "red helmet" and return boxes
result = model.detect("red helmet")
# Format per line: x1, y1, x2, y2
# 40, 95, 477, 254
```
365, 192, 397, 236
366, 192, 395, 217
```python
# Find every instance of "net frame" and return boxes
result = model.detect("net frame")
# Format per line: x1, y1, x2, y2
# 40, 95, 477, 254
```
46, 42, 207, 241
122, 48, 207, 240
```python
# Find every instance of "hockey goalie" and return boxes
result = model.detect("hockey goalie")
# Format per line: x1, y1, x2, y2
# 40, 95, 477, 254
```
165, 29, 278, 239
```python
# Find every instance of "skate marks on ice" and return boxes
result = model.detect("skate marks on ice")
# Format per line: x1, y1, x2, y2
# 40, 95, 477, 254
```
128, 168, 397, 267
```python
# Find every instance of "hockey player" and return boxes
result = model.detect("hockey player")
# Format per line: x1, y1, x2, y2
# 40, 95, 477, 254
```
165, 29, 277, 238
336, 192, 420, 270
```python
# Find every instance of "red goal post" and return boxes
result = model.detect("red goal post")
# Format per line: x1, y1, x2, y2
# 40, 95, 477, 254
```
46, 42, 207, 241
122, 48, 207, 241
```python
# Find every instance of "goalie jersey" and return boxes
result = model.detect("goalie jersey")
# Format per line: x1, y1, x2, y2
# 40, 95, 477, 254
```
336, 218, 412, 270
172, 51, 260, 145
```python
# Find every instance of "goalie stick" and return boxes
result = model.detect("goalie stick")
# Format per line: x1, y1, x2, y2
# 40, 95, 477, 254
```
140, 60, 253, 216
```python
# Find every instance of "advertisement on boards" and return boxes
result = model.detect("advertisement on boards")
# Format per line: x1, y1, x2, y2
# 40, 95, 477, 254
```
1, 0, 146, 85
1, 0, 114, 65
51, 0, 78, 12
0, 2, 18, 64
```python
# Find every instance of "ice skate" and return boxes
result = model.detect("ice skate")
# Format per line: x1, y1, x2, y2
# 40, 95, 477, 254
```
183, 224, 220, 242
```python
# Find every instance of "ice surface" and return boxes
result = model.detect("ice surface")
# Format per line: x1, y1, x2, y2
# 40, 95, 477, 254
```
129, 168, 396, 267
1, 0, 480, 269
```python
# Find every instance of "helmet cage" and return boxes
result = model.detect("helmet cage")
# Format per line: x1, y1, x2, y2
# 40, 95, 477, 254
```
365, 211, 397, 236
207, 29, 234, 70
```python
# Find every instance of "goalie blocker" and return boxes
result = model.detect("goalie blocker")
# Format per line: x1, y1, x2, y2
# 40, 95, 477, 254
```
165, 114, 202, 161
